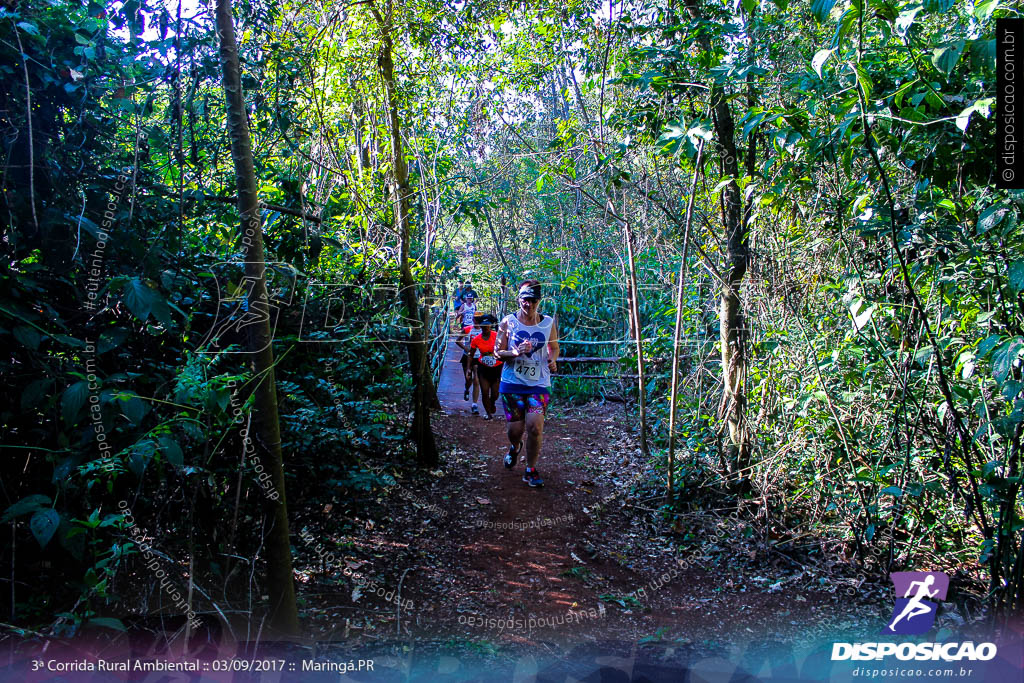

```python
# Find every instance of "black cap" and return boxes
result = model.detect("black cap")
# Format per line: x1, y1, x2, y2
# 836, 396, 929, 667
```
476, 313, 498, 326
518, 283, 541, 300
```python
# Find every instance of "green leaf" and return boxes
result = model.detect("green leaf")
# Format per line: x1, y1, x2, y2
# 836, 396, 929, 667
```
655, 121, 687, 154
831, 8, 858, 47
852, 193, 871, 215
879, 486, 903, 497
158, 436, 184, 467
2, 495, 52, 523
12, 325, 41, 350
120, 395, 149, 425
854, 64, 873, 101
98, 328, 129, 354
1008, 261, 1024, 295
687, 124, 713, 145
53, 335, 87, 349
122, 278, 156, 322
62, 380, 90, 424
978, 334, 1002, 358
812, 49, 834, 79
872, 1, 898, 21
895, 5, 923, 38
86, 617, 125, 631
974, 0, 1000, 22
127, 440, 156, 478
812, 0, 837, 22
710, 63, 768, 84
923, 0, 954, 11
53, 457, 77, 484
992, 337, 1023, 384
57, 518, 83, 560
711, 178, 736, 194
21, 378, 50, 411
1002, 380, 1023, 401
977, 204, 1009, 234
30, 509, 60, 548
741, 111, 767, 140
971, 39, 996, 70
16, 21, 40, 36
850, 299, 875, 331
150, 296, 172, 326
931, 41, 965, 75
956, 97, 994, 132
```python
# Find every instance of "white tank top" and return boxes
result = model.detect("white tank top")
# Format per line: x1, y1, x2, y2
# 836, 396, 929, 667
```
500, 313, 554, 389
461, 302, 477, 327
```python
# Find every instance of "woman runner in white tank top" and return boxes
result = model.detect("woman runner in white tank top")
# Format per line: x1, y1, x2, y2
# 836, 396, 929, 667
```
499, 312, 554, 390
495, 280, 559, 488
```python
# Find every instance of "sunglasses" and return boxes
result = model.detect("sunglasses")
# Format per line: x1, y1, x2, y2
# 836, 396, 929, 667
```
519, 296, 539, 303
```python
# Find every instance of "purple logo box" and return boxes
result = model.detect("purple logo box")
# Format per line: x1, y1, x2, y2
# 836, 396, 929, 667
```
883, 571, 949, 635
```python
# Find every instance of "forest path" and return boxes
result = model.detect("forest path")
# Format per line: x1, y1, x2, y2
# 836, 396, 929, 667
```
382, 337, 853, 655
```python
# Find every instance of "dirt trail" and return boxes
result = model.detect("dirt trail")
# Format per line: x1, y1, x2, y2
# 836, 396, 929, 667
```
297, 336, 869, 673
382, 339, 854, 652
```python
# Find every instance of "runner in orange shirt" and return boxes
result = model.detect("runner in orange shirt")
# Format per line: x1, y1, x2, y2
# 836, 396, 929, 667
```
470, 314, 502, 420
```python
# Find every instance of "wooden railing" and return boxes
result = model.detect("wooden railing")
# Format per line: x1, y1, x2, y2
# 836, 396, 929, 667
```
426, 287, 451, 387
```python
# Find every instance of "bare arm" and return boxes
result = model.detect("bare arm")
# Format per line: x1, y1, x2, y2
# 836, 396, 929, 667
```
496, 319, 515, 359
547, 315, 559, 372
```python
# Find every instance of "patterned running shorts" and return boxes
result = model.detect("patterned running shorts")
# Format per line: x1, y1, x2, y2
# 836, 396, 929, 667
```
500, 392, 551, 422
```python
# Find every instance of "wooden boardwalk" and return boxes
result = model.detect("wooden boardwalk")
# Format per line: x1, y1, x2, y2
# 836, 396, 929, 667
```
436, 336, 473, 416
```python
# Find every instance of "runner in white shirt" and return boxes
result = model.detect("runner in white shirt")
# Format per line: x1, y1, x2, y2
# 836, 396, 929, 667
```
494, 280, 559, 488
453, 292, 480, 411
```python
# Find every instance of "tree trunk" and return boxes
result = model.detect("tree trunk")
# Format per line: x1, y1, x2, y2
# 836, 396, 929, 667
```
213, 0, 299, 636
683, 0, 751, 486
373, 1, 439, 466
352, 98, 371, 175
619, 195, 650, 460
667, 142, 704, 506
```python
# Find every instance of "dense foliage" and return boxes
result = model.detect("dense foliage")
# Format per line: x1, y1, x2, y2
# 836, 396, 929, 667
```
0, 0, 1020, 634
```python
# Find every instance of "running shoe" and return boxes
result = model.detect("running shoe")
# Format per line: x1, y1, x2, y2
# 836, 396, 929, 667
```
483, 413, 493, 421
504, 442, 522, 469
471, 403, 479, 415
523, 467, 544, 488
464, 389, 470, 401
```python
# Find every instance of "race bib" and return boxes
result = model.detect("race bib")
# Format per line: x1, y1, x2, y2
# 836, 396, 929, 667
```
479, 354, 497, 367
513, 356, 542, 382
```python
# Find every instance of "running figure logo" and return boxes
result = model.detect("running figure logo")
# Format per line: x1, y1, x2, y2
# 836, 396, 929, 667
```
883, 571, 949, 635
